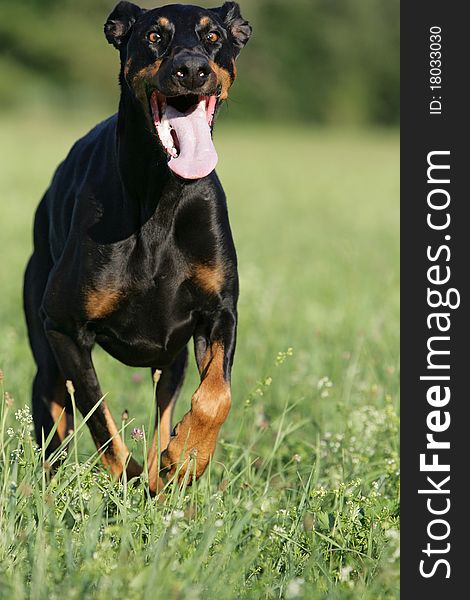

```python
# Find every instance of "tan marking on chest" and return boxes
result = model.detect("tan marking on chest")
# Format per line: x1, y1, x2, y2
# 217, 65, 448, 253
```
193, 263, 225, 294
85, 288, 123, 320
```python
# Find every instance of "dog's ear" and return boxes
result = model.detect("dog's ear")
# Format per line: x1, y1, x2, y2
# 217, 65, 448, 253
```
212, 2, 252, 57
104, 1, 144, 50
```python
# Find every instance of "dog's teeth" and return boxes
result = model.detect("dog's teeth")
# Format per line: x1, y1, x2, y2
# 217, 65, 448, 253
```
156, 115, 177, 158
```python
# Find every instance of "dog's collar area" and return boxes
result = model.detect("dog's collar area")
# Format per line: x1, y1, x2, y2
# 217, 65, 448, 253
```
150, 91, 218, 180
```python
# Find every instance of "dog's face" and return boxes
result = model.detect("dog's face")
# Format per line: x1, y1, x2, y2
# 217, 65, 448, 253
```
105, 1, 252, 180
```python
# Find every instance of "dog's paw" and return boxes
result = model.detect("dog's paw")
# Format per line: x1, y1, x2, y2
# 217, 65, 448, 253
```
159, 411, 218, 484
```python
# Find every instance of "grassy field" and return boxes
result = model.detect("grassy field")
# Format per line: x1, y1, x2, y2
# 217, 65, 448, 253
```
0, 109, 399, 599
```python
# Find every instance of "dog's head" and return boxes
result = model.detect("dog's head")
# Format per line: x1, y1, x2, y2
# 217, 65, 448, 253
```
105, 2, 252, 180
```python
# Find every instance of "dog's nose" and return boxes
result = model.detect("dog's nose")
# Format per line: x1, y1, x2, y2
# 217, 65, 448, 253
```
172, 53, 212, 89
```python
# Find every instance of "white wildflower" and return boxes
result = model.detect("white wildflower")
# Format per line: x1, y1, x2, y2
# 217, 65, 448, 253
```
339, 565, 353, 582
317, 376, 333, 390
273, 525, 286, 535
15, 405, 33, 425
10, 448, 23, 460
260, 499, 271, 512
286, 578, 304, 599
385, 529, 400, 541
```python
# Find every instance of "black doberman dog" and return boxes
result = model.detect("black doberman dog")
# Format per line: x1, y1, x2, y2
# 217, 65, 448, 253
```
23, 2, 251, 494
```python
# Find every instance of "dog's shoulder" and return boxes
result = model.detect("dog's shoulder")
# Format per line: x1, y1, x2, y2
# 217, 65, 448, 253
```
37, 115, 119, 262
51, 114, 118, 191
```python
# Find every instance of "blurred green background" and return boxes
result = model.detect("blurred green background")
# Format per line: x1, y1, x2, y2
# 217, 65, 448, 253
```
0, 0, 399, 125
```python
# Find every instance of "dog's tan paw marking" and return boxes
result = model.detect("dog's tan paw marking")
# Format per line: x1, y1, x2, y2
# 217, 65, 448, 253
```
160, 411, 218, 484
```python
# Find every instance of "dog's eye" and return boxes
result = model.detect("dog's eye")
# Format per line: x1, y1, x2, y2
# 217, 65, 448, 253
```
206, 31, 220, 44
148, 31, 161, 44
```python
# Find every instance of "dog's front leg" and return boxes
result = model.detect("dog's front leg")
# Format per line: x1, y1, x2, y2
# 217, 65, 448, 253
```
160, 309, 237, 484
45, 321, 142, 479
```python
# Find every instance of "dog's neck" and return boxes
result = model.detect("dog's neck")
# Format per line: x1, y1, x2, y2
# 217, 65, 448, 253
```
114, 79, 217, 230
115, 84, 172, 208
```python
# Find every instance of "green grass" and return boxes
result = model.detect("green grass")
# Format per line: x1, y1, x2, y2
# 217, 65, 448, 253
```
0, 108, 399, 599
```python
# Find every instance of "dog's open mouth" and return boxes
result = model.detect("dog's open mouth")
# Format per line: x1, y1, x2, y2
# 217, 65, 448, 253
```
150, 91, 218, 180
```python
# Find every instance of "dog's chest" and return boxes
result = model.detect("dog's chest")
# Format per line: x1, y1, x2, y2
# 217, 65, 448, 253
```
88, 253, 220, 367
82, 197, 230, 366
91, 282, 193, 367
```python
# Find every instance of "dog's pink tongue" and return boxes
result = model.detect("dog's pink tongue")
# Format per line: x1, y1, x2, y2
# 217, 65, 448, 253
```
165, 101, 218, 180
